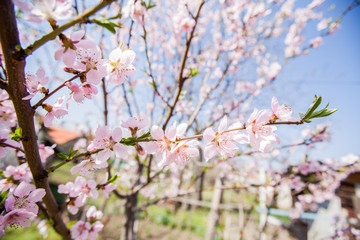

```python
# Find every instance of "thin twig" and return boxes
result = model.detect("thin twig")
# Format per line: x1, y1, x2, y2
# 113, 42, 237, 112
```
162, 0, 206, 129
24, 0, 115, 56
32, 71, 87, 110
0, 142, 25, 153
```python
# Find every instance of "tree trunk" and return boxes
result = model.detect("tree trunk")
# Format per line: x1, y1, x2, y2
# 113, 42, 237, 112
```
124, 193, 139, 240
0, 1, 70, 239
205, 177, 223, 240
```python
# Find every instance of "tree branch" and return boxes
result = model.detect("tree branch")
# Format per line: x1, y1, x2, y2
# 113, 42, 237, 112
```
0, 1, 70, 238
32, 70, 87, 110
24, 0, 115, 56
0, 142, 24, 153
162, 0, 205, 129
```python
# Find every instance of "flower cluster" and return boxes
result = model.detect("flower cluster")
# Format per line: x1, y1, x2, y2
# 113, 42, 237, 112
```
145, 123, 199, 167
284, 158, 360, 219
70, 206, 104, 240
58, 173, 116, 215
20, 30, 137, 128
14, 0, 73, 23
0, 164, 45, 235
82, 98, 297, 168
58, 176, 98, 214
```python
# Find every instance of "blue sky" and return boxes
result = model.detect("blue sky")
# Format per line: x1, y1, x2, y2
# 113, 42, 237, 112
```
270, 0, 360, 160
24, 0, 360, 161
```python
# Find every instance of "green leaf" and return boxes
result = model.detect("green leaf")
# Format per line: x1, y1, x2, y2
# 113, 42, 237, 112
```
309, 108, 338, 119
120, 137, 136, 146
142, 0, 156, 9
68, 147, 78, 158
190, 68, 199, 77
104, 13, 122, 21
301, 95, 337, 121
303, 95, 322, 120
108, 174, 119, 183
148, 81, 156, 89
10, 127, 22, 141
147, 3, 156, 9
57, 153, 68, 159
0, 170, 4, 178
93, 19, 122, 34
138, 131, 151, 139
0, 189, 9, 206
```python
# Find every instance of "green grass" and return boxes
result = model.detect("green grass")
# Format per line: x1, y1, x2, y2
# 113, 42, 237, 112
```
143, 205, 209, 237
48, 161, 76, 185
2, 223, 62, 240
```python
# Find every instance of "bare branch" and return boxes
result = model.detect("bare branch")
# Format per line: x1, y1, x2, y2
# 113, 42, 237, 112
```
162, 0, 206, 129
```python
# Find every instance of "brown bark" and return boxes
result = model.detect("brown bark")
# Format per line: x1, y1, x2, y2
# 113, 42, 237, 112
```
0, 1, 70, 239
124, 193, 139, 240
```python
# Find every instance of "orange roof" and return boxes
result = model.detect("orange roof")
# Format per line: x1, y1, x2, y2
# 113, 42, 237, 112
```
48, 127, 79, 144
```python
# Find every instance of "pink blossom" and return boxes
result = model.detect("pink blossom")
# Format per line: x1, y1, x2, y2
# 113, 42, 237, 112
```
246, 109, 279, 152
70, 158, 108, 176
297, 161, 322, 175
73, 48, 108, 85
288, 176, 305, 192
101, 183, 116, 199
203, 117, 246, 161
309, 36, 323, 48
66, 82, 84, 103
3, 163, 31, 182
43, 96, 68, 127
107, 48, 136, 85
88, 221, 104, 240
98, 173, 116, 199
87, 126, 127, 162
0, 90, 17, 127
70, 220, 91, 240
174, 17, 196, 36
173, 9, 196, 37
121, 114, 149, 135
14, 0, 73, 22
73, 176, 98, 200
0, 130, 22, 159
58, 182, 86, 213
5, 182, 46, 214
267, 62, 281, 80
167, 140, 199, 167
81, 84, 98, 99
38, 144, 56, 163
329, 22, 340, 35
58, 181, 76, 195
70, 206, 104, 240
66, 82, 98, 103
22, 67, 49, 100
145, 124, 187, 166
86, 206, 103, 221
0, 163, 32, 193
67, 197, 86, 215
0, 209, 36, 229
128, 1, 146, 26
271, 97, 297, 122
317, 19, 328, 31
58, 178, 97, 214
54, 31, 97, 67
235, 81, 257, 95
